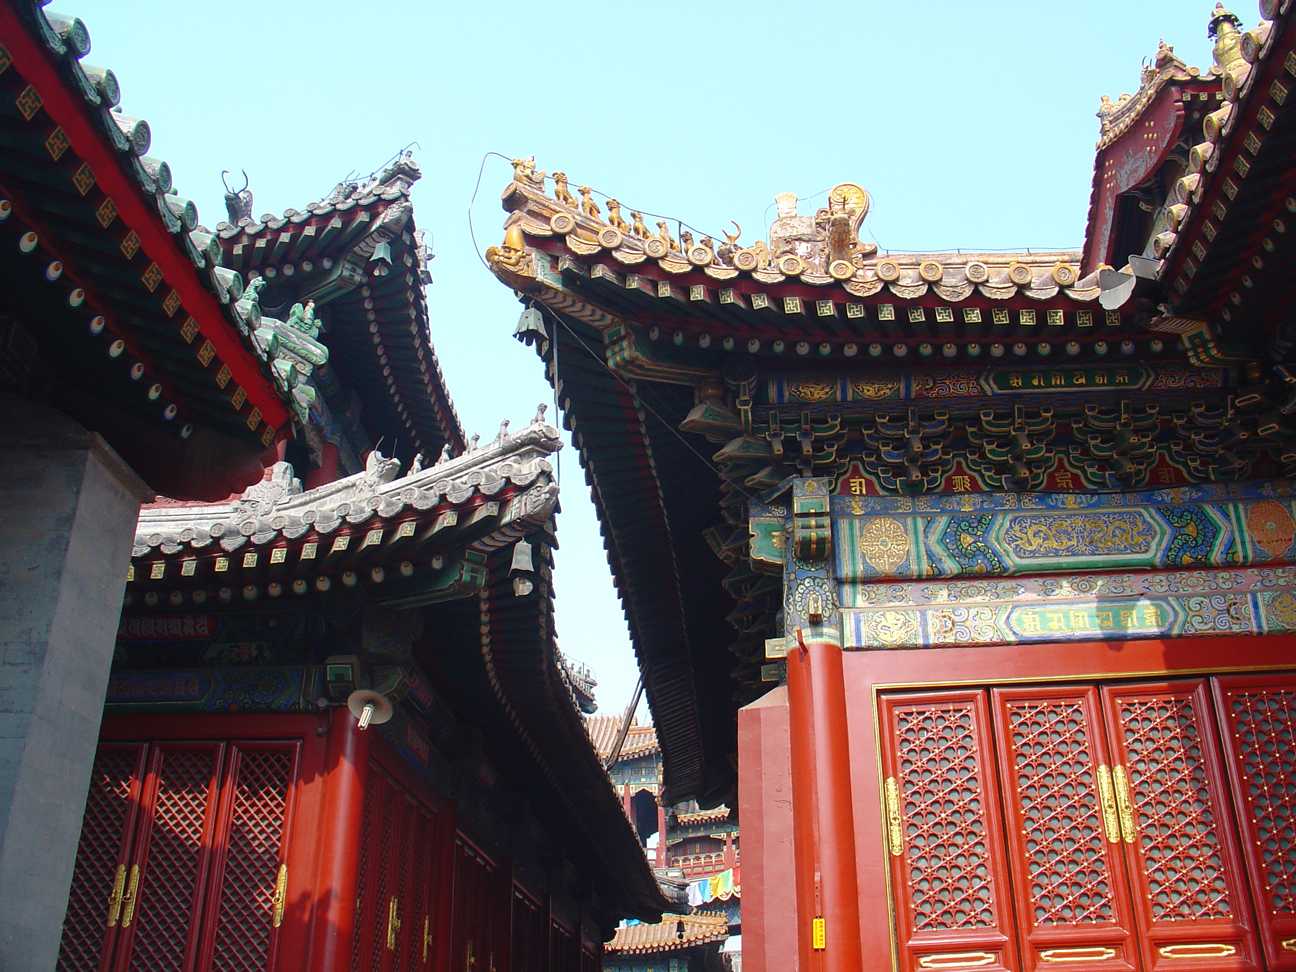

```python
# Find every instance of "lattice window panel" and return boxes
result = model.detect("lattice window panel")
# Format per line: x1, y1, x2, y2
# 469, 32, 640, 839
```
1223, 686, 1296, 914
1004, 699, 1115, 925
352, 773, 381, 972
409, 809, 437, 969
209, 748, 292, 971
894, 702, 998, 930
369, 778, 399, 971
1116, 694, 1232, 921
129, 749, 217, 972
57, 747, 142, 972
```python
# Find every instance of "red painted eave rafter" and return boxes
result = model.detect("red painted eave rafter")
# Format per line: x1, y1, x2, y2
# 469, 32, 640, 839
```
0, 4, 289, 432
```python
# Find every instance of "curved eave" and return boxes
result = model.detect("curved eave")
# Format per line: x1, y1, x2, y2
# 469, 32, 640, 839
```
1, 2, 288, 441
425, 541, 673, 927
220, 195, 464, 459
520, 311, 738, 806
1160, 8, 1296, 347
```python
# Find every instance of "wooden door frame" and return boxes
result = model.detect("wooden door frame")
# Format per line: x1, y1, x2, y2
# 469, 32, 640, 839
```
844, 633, 1296, 972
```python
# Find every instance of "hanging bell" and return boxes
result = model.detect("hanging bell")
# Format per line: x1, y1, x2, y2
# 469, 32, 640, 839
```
510, 539, 534, 574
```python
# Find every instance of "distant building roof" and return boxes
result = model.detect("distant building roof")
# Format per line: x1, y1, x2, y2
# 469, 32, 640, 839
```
586, 715, 660, 762
675, 805, 731, 827
608, 913, 729, 955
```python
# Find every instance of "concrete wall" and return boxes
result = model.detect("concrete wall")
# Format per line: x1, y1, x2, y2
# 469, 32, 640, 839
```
0, 397, 149, 970
737, 685, 797, 972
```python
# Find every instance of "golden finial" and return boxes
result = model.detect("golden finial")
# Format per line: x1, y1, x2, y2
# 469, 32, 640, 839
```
1209, 3, 1244, 72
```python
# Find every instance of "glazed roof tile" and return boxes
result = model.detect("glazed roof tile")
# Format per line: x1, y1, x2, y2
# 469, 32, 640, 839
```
607, 913, 729, 955
489, 159, 1099, 313
133, 415, 558, 563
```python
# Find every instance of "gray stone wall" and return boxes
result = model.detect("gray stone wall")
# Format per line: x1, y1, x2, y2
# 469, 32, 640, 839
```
0, 398, 149, 971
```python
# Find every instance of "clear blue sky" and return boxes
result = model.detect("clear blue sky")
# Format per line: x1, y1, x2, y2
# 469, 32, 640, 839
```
74, 0, 1220, 719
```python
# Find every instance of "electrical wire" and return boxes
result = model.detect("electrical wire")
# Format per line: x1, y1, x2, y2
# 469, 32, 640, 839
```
547, 310, 759, 502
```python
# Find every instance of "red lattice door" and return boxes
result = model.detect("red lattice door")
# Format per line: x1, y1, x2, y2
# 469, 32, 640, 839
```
990, 686, 1140, 971
56, 744, 149, 972
451, 837, 499, 972
112, 743, 225, 972
200, 742, 300, 972
1101, 681, 1260, 971
879, 690, 1019, 972
1212, 674, 1296, 971
511, 887, 546, 972
352, 771, 384, 972
405, 806, 440, 971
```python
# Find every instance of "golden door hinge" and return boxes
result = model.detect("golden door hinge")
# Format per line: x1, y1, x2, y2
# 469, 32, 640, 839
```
120, 864, 140, 928
106, 864, 127, 927
386, 895, 401, 951
1281, 938, 1296, 952
1096, 765, 1120, 844
917, 952, 995, 969
1158, 943, 1237, 959
1112, 764, 1136, 843
271, 864, 288, 928
423, 914, 433, 962
884, 777, 903, 856
1041, 946, 1117, 962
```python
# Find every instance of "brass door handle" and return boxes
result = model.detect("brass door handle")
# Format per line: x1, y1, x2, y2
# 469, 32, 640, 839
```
1157, 943, 1237, 959
918, 952, 995, 968
106, 864, 127, 927
120, 864, 140, 928
1112, 765, 1136, 844
271, 864, 288, 928
386, 895, 401, 950
1097, 765, 1120, 844
885, 777, 903, 856
423, 914, 433, 962
1041, 946, 1117, 963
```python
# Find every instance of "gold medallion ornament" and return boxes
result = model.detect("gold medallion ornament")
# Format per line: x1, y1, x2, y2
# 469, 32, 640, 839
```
864, 609, 918, 647
859, 517, 909, 574
850, 376, 900, 400
787, 379, 836, 404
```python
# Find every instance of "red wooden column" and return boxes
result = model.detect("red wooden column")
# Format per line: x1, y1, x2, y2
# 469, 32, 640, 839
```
656, 802, 668, 868
787, 628, 864, 972
306, 708, 373, 971
723, 833, 735, 869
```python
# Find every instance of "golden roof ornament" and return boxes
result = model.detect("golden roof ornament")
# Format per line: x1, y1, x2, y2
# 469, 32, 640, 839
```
1209, 3, 1245, 72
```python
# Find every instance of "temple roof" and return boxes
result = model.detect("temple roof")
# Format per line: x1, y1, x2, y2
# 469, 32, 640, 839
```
128, 412, 558, 603
586, 716, 660, 762
607, 913, 729, 955
216, 154, 463, 466
0, 2, 294, 496
482, 4, 1296, 807
486, 166, 1155, 371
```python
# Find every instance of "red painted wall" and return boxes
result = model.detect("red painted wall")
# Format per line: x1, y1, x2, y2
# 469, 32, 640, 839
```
737, 685, 798, 972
